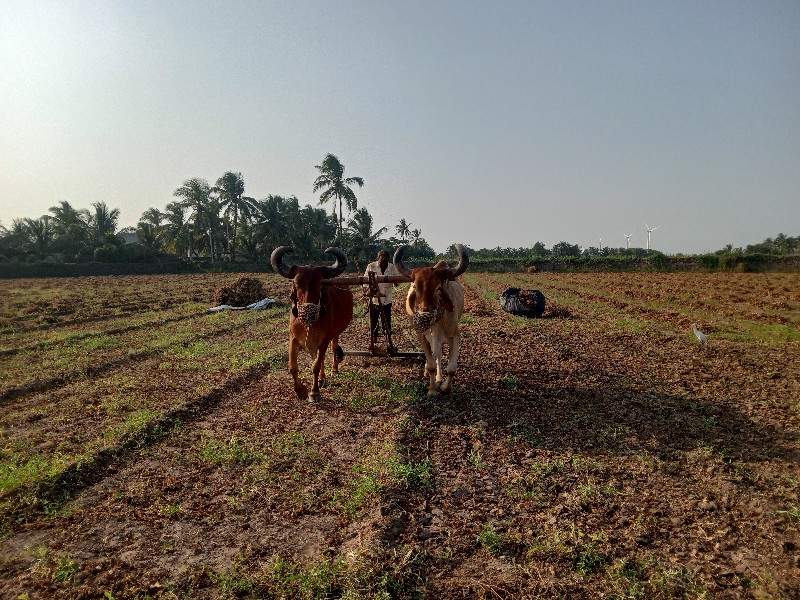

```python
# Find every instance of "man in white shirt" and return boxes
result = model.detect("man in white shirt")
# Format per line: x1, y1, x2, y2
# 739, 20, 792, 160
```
364, 250, 399, 350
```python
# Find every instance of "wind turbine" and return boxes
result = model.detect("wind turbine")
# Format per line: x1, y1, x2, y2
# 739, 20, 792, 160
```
623, 233, 633, 250
645, 223, 660, 250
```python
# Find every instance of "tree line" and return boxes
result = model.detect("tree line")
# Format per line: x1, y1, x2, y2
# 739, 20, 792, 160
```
0, 154, 436, 268
1, 150, 796, 267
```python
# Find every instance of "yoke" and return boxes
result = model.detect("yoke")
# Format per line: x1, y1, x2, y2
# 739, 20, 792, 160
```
323, 272, 424, 359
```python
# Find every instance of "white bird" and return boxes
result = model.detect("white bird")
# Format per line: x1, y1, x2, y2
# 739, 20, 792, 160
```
691, 323, 708, 344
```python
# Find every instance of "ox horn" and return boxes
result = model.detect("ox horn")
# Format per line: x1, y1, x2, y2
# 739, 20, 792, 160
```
393, 245, 412, 277
443, 243, 469, 279
321, 247, 347, 278
270, 246, 294, 278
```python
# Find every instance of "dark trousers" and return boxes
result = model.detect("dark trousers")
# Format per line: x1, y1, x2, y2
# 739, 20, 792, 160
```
369, 302, 392, 340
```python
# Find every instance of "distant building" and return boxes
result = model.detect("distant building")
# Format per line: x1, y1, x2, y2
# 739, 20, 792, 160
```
119, 231, 141, 245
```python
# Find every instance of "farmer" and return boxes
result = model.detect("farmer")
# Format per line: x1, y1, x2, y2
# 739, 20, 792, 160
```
363, 249, 399, 352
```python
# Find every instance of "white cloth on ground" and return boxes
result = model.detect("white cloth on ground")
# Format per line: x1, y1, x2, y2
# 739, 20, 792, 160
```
209, 298, 276, 312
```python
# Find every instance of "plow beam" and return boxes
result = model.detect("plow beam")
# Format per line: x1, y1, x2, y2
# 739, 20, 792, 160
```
322, 275, 413, 286
342, 349, 425, 358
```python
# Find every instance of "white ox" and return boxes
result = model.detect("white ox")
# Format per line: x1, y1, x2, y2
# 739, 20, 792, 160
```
393, 244, 469, 396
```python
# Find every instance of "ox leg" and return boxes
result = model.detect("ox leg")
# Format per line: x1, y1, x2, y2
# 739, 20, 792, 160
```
331, 336, 344, 373
416, 332, 438, 397
439, 332, 461, 394
429, 334, 447, 397
289, 336, 308, 400
310, 342, 330, 401
430, 336, 446, 391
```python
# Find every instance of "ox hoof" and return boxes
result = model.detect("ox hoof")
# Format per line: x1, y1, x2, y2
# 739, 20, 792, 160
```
309, 393, 321, 403
427, 390, 440, 398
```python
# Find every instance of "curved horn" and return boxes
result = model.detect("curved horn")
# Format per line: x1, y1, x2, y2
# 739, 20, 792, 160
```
321, 246, 347, 278
270, 246, 294, 278
444, 243, 469, 279
393, 245, 412, 277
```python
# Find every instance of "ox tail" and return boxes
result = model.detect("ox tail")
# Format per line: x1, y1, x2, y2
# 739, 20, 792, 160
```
335, 345, 344, 363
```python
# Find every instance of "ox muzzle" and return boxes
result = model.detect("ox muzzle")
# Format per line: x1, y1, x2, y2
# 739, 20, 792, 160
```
412, 304, 445, 332
296, 302, 321, 326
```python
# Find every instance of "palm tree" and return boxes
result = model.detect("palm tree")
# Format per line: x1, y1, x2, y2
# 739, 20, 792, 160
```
139, 207, 164, 228
346, 207, 387, 265
49, 201, 89, 236
254, 195, 293, 254
87, 202, 120, 244
395, 218, 411, 241
214, 171, 255, 261
313, 153, 364, 240
162, 202, 190, 256
23, 216, 55, 258
173, 178, 211, 258
48, 200, 90, 256
410, 228, 422, 244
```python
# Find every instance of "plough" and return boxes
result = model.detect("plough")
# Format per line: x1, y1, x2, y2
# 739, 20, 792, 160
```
323, 271, 425, 359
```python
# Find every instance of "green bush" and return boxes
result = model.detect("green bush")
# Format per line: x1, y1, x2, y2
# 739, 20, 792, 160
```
93, 244, 120, 262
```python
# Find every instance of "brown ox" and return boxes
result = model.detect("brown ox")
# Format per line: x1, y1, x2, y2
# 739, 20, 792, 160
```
271, 246, 354, 401
394, 244, 469, 396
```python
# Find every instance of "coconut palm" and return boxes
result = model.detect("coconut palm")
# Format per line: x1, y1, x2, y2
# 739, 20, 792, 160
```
22, 216, 55, 258
313, 153, 364, 240
254, 195, 293, 254
173, 178, 211, 258
161, 202, 190, 256
395, 218, 411, 241
139, 207, 164, 229
49, 201, 89, 236
48, 201, 90, 256
87, 202, 120, 244
214, 171, 255, 261
346, 207, 387, 265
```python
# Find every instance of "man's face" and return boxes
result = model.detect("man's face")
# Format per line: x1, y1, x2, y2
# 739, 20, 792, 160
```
378, 252, 389, 269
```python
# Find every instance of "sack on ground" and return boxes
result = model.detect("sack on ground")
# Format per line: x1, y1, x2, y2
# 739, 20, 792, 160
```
500, 287, 546, 317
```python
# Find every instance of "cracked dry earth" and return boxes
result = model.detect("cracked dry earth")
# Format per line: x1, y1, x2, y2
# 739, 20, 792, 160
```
0, 271, 799, 599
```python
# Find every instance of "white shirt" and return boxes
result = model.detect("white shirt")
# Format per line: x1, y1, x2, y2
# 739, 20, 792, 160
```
364, 261, 400, 304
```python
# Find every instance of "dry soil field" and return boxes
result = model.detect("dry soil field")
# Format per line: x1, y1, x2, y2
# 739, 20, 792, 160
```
1, 271, 799, 599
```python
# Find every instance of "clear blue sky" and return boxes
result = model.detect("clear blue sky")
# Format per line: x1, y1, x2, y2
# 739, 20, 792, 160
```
1, 1, 798, 254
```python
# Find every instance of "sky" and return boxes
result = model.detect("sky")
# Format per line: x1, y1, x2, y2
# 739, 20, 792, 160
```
1, 0, 798, 255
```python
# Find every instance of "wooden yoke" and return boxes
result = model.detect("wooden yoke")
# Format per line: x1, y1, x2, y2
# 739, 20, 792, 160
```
322, 274, 413, 286
327, 271, 424, 359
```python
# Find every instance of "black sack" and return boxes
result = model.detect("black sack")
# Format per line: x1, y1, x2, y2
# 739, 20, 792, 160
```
500, 287, 546, 318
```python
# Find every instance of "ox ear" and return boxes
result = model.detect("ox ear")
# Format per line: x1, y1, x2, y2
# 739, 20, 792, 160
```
440, 287, 454, 312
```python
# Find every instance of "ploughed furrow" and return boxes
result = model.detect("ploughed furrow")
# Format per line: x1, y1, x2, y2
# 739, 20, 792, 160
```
0, 337, 430, 597
0, 307, 209, 358
3, 299, 206, 335
461, 275, 497, 316
3, 295, 202, 325
523, 277, 800, 339
0, 310, 290, 532
0, 309, 283, 402
516, 272, 798, 326
0, 272, 290, 332
0, 361, 275, 532
487, 273, 708, 329
558, 271, 800, 307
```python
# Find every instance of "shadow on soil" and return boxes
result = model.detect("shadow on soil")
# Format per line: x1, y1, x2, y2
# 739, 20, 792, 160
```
408, 369, 798, 469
